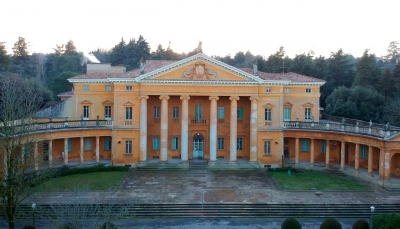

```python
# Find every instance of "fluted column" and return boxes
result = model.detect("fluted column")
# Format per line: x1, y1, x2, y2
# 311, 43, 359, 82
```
249, 96, 259, 163
340, 141, 345, 170
64, 138, 68, 166
180, 95, 190, 162
209, 96, 219, 163
355, 143, 360, 172
310, 138, 315, 166
325, 140, 330, 167
139, 95, 149, 163
34, 142, 38, 171
96, 136, 100, 163
229, 96, 239, 164
295, 138, 299, 164
49, 140, 53, 168
80, 137, 84, 164
160, 95, 170, 162
368, 146, 373, 176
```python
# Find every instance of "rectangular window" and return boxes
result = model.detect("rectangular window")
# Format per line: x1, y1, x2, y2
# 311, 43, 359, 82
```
306, 88, 311, 93
105, 106, 111, 119
237, 138, 243, 150
264, 141, 271, 155
305, 108, 311, 120
266, 88, 271, 93
125, 140, 132, 154
360, 145, 367, 159
301, 139, 309, 152
218, 107, 225, 119
126, 85, 132, 91
67, 139, 72, 153
153, 138, 160, 150
265, 108, 272, 121
154, 106, 160, 118
125, 107, 132, 120
284, 88, 291, 93
237, 107, 244, 119
172, 106, 179, 119
84, 138, 92, 151
105, 85, 111, 91
284, 108, 291, 121
194, 104, 203, 120
83, 106, 90, 118
83, 85, 89, 91
172, 137, 179, 150
105, 137, 112, 151
218, 138, 224, 150
321, 140, 326, 154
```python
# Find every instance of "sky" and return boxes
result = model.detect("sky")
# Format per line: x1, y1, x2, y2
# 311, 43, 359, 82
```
1, 0, 399, 59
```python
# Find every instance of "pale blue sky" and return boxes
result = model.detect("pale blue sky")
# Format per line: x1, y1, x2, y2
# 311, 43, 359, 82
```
1, 0, 399, 58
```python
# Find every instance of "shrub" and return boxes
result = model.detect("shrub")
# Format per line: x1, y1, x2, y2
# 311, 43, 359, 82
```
21, 225, 36, 229
281, 218, 302, 229
373, 214, 400, 229
101, 222, 118, 229
58, 166, 129, 177
320, 218, 342, 229
352, 219, 369, 229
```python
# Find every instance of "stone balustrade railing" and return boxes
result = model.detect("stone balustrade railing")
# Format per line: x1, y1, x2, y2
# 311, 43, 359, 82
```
283, 121, 400, 138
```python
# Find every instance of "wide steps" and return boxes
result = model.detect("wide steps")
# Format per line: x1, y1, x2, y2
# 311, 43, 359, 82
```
3, 204, 399, 219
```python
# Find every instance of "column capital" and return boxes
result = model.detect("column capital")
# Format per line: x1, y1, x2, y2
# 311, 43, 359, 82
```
229, 96, 240, 101
180, 95, 190, 100
159, 95, 170, 100
249, 96, 260, 101
138, 95, 149, 100
209, 96, 219, 101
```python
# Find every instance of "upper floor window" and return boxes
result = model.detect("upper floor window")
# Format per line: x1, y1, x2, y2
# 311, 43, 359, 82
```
306, 88, 311, 93
284, 108, 291, 121
266, 88, 271, 93
305, 108, 312, 120
105, 106, 112, 119
237, 107, 244, 119
83, 85, 89, 91
218, 107, 225, 119
126, 85, 132, 91
284, 88, 291, 93
125, 107, 132, 120
83, 106, 90, 118
172, 106, 179, 119
105, 85, 111, 91
265, 108, 272, 121
154, 106, 160, 118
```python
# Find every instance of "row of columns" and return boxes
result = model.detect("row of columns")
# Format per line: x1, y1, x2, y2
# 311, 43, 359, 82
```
293, 138, 387, 178
138, 95, 259, 164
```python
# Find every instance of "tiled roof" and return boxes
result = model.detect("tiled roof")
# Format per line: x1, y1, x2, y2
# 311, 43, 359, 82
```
57, 90, 74, 97
70, 60, 177, 79
240, 68, 325, 82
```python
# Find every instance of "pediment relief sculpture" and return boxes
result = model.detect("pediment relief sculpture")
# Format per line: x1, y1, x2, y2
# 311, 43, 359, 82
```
182, 62, 217, 80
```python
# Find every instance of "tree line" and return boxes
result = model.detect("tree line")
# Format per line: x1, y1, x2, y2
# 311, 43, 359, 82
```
0, 36, 399, 125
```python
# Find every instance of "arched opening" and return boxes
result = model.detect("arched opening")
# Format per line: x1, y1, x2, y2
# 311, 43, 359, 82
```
391, 153, 400, 178
192, 133, 204, 159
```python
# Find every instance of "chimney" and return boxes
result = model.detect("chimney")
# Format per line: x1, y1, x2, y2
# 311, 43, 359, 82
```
140, 57, 145, 75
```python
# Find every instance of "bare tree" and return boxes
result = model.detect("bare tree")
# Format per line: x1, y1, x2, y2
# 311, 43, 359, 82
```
0, 74, 52, 229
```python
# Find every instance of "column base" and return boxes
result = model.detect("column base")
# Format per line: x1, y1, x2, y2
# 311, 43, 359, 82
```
138, 161, 147, 167
340, 167, 345, 170
159, 160, 168, 164
355, 170, 360, 173
180, 160, 189, 165
248, 161, 259, 165
229, 161, 237, 165
310, 164, 314, 167
208, 160, 218, 165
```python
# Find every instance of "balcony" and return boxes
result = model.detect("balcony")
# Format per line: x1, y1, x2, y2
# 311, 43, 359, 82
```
283, 115, 400, 138
191, 118, 208, 125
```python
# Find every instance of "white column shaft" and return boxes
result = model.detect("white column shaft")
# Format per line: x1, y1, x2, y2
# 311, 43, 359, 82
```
209, 97, 218, 162
181, 96, 190, 161
355, 143, 360, 172
229, 97, 239, 162
34, 142, 38, 171
96, 136, 100, 163
64, 138, 68, 166
160, 95, 169, 161
80, 137, 84, 164
139, 96, 149, 162
249, 97, 258, 162
49, 140, 53, 168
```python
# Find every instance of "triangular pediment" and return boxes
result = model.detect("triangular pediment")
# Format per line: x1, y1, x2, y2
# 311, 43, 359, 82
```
135, 53, 262, 83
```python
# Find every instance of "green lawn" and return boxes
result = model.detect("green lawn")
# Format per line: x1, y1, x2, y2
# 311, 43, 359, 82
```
34, 171, 128, 191
269, 171, 367, 191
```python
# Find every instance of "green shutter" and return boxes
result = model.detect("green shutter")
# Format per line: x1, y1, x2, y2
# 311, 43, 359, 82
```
67, 139, 72, 152
321, 140, 326, 154
301, 139, 309, 152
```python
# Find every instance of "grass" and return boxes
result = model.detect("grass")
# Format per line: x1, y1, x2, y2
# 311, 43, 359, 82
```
269, 170, 368, 191
34, 171, 128, 191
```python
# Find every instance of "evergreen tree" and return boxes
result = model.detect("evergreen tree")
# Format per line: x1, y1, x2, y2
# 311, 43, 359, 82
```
64, 40, 77, 55
8, 37, 37, 78
393, 62, 400, 96
353, 49, 381, 88
289, 53, 314, 76
49, 71, 78, 98
0, 42, 10, 72
327, 49, 355, 89
90, 48, 108, 63
377, 68, 395, 97
107, 38, 126, 66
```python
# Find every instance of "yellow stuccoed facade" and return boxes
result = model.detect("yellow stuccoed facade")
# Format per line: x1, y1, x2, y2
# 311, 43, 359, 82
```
30, 53, 400, 187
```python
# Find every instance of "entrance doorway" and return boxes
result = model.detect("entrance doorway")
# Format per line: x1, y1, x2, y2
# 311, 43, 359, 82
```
192, 133, 204, 159
284, 147, 289, 158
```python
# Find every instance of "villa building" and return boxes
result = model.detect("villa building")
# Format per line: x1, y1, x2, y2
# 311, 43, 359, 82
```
32, 53, 400, 188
